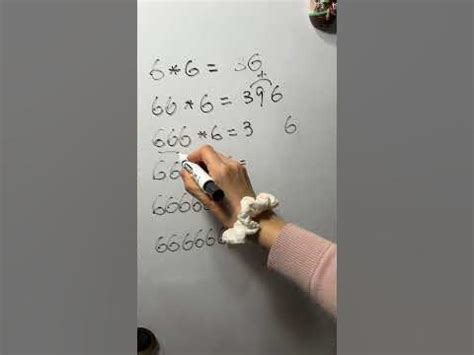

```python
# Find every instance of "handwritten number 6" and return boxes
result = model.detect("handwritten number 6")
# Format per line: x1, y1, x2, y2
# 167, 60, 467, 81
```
156, 228, 222, 254
152, 195, 165, 216
247, 53, 262, 72
169, 161, 181, 180
284, 115, 297, 134
165, 97, 177, 116
184, 60, 200, 77
211, 125, 223, 141
152, 96, 164, 116
150, 59, 165, 81
200, 94, 214, 114
165, 196, 179, 213
217, 227, 226, 244
194, 230, 205, 248
155, 236, 167, 253
178, 193, 191, 213
166, 129, 179, 147
152, 129, 166, 148
192, 197, 203, 212
167, 234, 180, 252
152, 96, 176, 116
182, 232, 194, 251
178, 126, 192, 147
152, 160, 167, 181
271, 85, 283, 103
153, 161, 180, 181
205, 228, 216, 246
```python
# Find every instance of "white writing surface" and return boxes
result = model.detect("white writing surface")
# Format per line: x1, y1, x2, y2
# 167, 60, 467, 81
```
138, 1, 336, 354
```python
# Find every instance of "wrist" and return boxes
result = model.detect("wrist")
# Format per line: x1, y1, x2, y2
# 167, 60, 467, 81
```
256, 212, 286, 249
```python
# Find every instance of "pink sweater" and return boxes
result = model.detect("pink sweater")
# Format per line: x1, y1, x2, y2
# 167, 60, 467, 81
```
267, 224, 337, 317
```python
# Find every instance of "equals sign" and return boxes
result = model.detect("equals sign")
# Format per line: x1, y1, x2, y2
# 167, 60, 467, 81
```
227, 129, 238, 137
220, 97, 232, 106
239, 159, 247, 166
207, 64, 218, 73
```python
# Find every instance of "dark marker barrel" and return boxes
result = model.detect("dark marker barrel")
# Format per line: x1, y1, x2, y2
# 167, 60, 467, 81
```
203, 181, 224, 202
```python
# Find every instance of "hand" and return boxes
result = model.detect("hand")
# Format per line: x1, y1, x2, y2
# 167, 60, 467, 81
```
180, 145, 255, 228
179, 145, 285, 248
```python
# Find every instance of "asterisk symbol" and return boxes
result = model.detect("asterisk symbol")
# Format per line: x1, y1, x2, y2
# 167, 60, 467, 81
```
169, 64, 181, 75
197, 131, 208, 139
184, 100, 194, 110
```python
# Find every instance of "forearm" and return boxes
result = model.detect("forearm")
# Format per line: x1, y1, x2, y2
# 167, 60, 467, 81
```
259, 218, 337, 317
256, 213, 286, 249
179, 145, 337, 315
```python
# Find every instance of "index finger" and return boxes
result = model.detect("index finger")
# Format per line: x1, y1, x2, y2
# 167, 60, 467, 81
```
187, 145, 224, 170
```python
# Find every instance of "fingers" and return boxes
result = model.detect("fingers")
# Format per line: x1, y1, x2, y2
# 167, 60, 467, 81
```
180, 169, 231, 224
187, 145, 224, 171
217, 152, 231, 161
242, 164, 253, 190
180, 169, 209, 203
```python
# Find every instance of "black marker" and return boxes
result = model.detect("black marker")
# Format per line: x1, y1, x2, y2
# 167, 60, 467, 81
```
178, 153, 224, 202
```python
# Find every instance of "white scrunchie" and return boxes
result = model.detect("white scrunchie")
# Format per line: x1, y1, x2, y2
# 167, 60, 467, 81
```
221, 193, 279, 244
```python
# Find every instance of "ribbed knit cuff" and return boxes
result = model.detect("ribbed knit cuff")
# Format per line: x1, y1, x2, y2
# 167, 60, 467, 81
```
267, 223, 334, 295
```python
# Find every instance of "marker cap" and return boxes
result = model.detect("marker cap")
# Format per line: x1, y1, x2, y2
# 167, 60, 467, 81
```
203, 181, 224, 202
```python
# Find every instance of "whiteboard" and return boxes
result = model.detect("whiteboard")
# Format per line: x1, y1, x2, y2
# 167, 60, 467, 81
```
138, 1, 336, 354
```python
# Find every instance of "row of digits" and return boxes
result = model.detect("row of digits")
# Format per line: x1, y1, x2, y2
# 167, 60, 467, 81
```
152, 127, 192, 149
152, 192, 210, 216
152, 85, 283, 117
155, 227, 226, 253
153, 160, 181, 181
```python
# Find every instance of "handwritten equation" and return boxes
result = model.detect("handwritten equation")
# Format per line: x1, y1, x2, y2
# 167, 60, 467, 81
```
144, 52, 298, 255
151, 84, 283, 116
150, 53, 266, 81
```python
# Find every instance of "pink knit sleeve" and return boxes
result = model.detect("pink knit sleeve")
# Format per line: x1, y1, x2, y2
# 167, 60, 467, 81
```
267, 224, 337, 317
